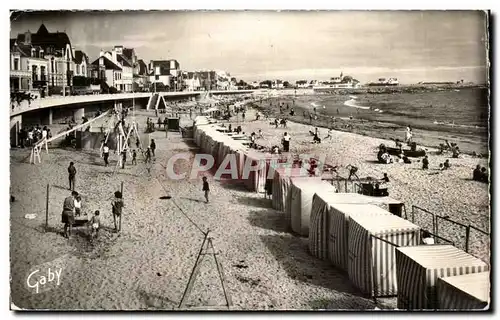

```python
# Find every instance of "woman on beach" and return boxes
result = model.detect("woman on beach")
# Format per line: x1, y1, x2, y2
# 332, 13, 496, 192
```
111, 191, 124, 232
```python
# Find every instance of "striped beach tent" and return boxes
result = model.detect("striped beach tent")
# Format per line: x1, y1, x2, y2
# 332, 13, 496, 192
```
243, 150, 268, 193
271, 166, 308, 212
348, 214, 421, 297
437, 271, 490, 310
329, 203, 393, 271
308, 192, 403, 262
395, 245, 489, 310
288, 178, 334, 236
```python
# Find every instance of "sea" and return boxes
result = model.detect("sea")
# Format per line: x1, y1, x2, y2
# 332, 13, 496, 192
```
308, 87, 489, 134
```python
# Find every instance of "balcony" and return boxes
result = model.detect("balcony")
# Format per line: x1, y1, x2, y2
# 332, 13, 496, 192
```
10, 69, 31, 78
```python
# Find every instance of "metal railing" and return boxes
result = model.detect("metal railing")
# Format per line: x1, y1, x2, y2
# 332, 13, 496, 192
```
411, 205, 490, 262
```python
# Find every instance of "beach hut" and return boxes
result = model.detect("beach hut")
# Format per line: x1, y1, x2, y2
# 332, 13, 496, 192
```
243, 151, 268, 193
329, 203, 393, 271
348, 214, 421, 297
309, 192, 404, 262
271, 166, 308, 212
395, 245, 489, 310
288, 178, 334, 236
436, 272, 490, 310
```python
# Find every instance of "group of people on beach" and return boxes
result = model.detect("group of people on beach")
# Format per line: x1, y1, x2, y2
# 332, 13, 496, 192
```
61, 188, 124, 240
17, 125, 52, 148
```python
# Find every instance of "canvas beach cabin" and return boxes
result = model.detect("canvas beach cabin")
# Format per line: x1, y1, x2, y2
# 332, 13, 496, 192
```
287, 178, 335, 236
271, 166, 310, 212
347, 214, 421, 297
329, 203, 394, 272
396, 245, 489, 310
437, 271, 489, 310
309, 192, 405, 261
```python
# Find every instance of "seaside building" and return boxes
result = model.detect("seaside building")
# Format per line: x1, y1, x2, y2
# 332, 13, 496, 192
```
72, 50, 89, 78
182, 71, 202, 91
90, 54, 122, 92
10, 24, 76, 96
134, 59, 150, 92
149, 60, 181, 91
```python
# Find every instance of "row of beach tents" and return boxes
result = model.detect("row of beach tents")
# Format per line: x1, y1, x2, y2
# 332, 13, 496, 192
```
192, 116, 490, 310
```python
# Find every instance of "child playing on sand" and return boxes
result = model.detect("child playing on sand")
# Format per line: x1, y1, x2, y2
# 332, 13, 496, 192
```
74, 195, 82, 217
112, 191, 124, 232
202, 177, 210, 203
89, 210, 101, 239
422, 155, 429, 170
132, 150, 137, 165
443, 159, 451, 169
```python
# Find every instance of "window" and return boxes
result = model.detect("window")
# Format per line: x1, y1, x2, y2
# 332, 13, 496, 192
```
82, 66, 85, 76
51, 58, 55, 72
32, 65, 38, 81
76, 65, 80, 75
13, 58, 19, 70
155, 75, 159, 80
41, 66, 46, 81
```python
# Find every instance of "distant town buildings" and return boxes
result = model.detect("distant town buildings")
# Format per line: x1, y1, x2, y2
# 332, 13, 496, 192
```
10, 24, 245, 96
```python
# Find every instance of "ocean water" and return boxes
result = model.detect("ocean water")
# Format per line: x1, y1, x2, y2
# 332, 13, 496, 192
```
312, 87, 489, 132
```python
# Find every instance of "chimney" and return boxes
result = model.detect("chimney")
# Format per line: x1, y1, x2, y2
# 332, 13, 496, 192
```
112, 48, 117, 63
99, 49, 104, 57
24, 31, 31, 45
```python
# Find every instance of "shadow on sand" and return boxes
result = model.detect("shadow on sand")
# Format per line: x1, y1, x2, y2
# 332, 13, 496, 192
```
247, 209, 289, 233
236, 196, 272, 209
259, 234, 367, 296
136, 289, 178, 310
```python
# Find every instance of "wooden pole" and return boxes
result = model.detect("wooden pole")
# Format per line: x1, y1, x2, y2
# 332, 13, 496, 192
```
465, 225, 471, 253
209, 238, 232, 308
179, 231, 210, 308
45, 184, 49, 231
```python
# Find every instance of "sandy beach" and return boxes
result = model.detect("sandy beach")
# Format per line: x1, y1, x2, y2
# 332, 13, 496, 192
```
10, 110, 385, 310
10, 102, 489, 310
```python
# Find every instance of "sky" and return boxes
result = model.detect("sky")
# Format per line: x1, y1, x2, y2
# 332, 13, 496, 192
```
10, 10, 489, 84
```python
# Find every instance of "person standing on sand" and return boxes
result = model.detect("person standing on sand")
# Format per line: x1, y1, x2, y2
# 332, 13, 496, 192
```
282, 132, 291, 152
132, 150, 137, 165
89, 210, 101, 240
62, 191, 78, 238
422, 155, 429, 170
145, 147, 152, 163
112, 191, 124, 232
405, 126, 413, 145
68, 162, 76, 191
150, 139, 156, 158
102, 143, 110, 167
202, 176, 210, 203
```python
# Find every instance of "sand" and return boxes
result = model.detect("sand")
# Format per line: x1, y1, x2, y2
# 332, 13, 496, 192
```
10, 110, 385, 310
9, 100, 489, 310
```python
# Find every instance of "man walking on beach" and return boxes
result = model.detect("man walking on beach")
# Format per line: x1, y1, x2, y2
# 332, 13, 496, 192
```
68, 162, 76, 191
62, 191, 78, 238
